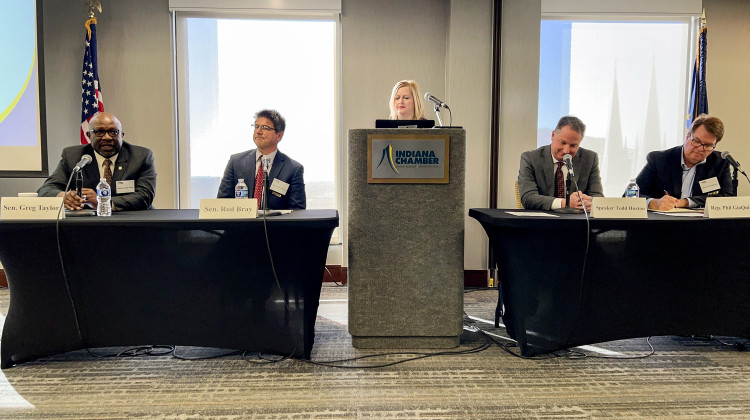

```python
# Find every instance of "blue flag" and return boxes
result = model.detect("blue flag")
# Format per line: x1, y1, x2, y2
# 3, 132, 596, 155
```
80, 17, 104, 144
686, 16, 707, 129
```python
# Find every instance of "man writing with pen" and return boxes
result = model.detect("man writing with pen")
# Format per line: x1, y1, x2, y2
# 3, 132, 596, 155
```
634, 114, 734, 210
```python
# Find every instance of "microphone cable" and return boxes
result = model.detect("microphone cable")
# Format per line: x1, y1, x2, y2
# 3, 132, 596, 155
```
259, 172, 300, 359
54, 170, 86, 347
566, 173, 591, 348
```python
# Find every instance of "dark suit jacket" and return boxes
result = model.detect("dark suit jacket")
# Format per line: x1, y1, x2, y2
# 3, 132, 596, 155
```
38, 142, 157, 211
635, 145, 733, 207
518, 145, 604, 210
217, 149, 306, 210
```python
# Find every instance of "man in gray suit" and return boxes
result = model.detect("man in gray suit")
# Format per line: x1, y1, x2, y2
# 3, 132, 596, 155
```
38, 112, 157, 211
518, 115, 603, 211
217, 109, 306, 209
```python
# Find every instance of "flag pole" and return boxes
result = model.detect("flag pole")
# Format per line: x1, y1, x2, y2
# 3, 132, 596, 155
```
80, 0, 104, 144
686, 8, 708, 130
86, 0, 102, 19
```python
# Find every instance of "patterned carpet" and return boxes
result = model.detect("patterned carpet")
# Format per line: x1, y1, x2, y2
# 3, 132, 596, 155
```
0, 285, 748, 419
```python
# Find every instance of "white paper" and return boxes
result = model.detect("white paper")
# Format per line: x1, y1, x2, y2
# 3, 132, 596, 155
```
505, 211, 559, 217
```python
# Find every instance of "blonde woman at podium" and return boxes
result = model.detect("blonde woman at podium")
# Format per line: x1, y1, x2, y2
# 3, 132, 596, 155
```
388, 80, 426, 120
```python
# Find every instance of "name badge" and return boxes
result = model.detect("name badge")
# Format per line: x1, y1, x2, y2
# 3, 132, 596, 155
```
704, 197, 750, 218
270, 179, 290, 195
1, 197, 65, 220
199, 198, 257, 219
116, 180, 135, 193
590, 197, 648, 219
699, 177, 720, 193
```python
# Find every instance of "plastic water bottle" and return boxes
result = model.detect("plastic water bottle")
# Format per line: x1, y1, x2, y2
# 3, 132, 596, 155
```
235, 178, 249, 199
625, 179, 640, 198
96, 177, 112, 216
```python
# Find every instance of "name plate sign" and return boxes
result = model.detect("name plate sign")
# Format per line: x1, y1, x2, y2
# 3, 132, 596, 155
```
199, 198, 258, 219
705, 197, 750, 218
591, 197, 647, 218
1, 197, 64, 220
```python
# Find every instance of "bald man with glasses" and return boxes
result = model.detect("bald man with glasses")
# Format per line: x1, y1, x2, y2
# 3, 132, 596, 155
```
217, 109, 306, 210
38, 112, 157, 211
635, 114, 734, 210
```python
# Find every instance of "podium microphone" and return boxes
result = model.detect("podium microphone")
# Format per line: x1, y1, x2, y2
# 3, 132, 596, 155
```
73, 155, 93, 172
424, 92, 449, 109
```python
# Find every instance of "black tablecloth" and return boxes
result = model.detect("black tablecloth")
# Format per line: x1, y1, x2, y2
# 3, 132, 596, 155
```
0, 209, 338, 367
469, 208, 750, 356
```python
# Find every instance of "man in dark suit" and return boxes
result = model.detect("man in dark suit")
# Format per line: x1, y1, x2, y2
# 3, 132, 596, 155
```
38, 112, 157, 211
217, 109, 306, 209
518, 115, 603, 211
636, 114, 732, 210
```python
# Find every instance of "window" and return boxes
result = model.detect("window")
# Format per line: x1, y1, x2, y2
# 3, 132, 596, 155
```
537, 18, 696, 196
173, 9, 341, 212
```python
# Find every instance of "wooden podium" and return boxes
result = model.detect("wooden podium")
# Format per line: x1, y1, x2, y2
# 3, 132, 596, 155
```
347, 128, 465, 349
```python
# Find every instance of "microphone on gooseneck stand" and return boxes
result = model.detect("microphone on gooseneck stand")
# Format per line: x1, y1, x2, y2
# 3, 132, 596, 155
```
262, 157, 270, 211
552, 154, 583, 214
258, 157, 281, 217
73, 154, 92, 198
76, 170, 83, 198
65, 154, 96, 217
721, 150, 750, 196
721, 151, 748, 177
73, 155, 93, 172
564, 154, 575, 209
563, 154, 575, 178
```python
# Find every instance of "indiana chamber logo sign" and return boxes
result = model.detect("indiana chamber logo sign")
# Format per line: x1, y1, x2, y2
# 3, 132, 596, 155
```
377, 144, 400, 174
370, 137, 447, 182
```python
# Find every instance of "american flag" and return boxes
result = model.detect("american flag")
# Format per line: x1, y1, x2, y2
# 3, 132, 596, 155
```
686, 11, 708, 130
80, 17, 104, 144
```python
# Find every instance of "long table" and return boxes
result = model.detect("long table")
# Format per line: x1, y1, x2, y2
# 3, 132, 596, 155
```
469, 208, 750, 356
0, 209, 338, 368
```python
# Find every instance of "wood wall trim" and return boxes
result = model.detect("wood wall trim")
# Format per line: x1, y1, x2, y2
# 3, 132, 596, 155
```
464, 269, 490, 288
324, 265, 348, 285
327, 267, 487, 288
0, 267, 487, 289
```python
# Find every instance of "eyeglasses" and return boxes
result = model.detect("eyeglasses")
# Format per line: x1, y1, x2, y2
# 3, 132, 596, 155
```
253, 124, 277, 132
90, 129, 121, 138
689, 134, 716, 151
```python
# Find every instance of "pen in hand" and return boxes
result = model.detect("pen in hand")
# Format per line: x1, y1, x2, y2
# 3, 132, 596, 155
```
663, 190, 670, 196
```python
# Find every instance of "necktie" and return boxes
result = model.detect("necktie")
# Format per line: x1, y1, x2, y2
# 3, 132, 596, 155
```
555, 161, 565, 199
253, 157, 264, 202
103, 159, 113, 186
